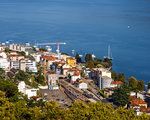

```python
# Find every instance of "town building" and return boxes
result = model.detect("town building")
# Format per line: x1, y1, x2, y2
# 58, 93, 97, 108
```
31, 53, 41, 62
110, 81, 123, 88
98, 76, 113, 90
129, 99, 147, 109
40, 56, 58, 70
0, 51, 7, 58
10, 61, 20, 70
46, 71, 59, 90
18, 81, 39, 99
8, 54, 24, 61
0, 46, 4, 51
71, 72, 81, 83
20, 59, 37, 72
78, 82, 88, 89
66, 57, 76, 67
9, 51, 17, 55
9, 43, 33, 55
104, 88, 116, 98
0, 57, 10, 70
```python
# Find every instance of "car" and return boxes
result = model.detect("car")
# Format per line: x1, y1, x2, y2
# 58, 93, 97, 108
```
44, 93, 47, 97
52, 95, 55, 97
64, 104, 68, 107
56, 99, 60, 101
61, 99, 64, 101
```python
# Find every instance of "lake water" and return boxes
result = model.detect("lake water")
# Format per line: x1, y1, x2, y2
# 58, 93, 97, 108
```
0, 0, 150, 84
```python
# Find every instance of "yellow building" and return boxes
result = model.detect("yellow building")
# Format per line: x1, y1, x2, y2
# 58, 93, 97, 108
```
66, 57, 76, 67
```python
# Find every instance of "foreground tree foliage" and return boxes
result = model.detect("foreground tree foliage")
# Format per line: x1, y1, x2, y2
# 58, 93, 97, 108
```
0, 79, 18, 98
0, 90, 149, 120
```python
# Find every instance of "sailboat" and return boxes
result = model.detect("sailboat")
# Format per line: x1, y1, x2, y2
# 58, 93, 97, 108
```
104, 45, 113, 60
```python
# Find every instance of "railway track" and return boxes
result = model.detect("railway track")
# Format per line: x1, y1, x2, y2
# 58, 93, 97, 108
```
60, 80, 87, 101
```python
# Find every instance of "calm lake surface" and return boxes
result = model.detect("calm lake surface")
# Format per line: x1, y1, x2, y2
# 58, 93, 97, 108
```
0, 0, 150, 84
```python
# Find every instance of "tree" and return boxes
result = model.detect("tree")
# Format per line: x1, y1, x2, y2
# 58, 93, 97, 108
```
14, 100, 28, 119
86, 60, 95, 69
94, 58, 103, 63
39, 48, 47, 52
111, 71, 117, 80
148, 82, 150, 89
15, 70, 28, 81
0, 91, 16, 119
67, 102, 89, 120
137, 80, 145, 91
32, 47, 36, 51
127, 77, 137, 91
0, 68, 5, 79
0, 79, 18, 98
75, 53, 82, 63
35, 70, 45, 85
5, 47, 10, 53
28, 55, 35, 60
42, 101, 64, 120
68, 73, 71, 79
35, 74, 45, 85
85, 54, 92, 63
94, 58, 103, 68
81, 70, 85, 77
18, 51, 26, 57
113, 84, 130, 106
116, 73, 125, 82
103, 58, 112, 67
61, 52, 68, 55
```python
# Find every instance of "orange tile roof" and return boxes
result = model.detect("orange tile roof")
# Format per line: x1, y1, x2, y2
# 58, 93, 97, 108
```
41, 56, 57, 61
140, 107, 150, 112
8, 54, 24, 57
53, 62, 65, 65
74, 71, 80, 76
111, 81, 123, 85
130, 99, 147, 105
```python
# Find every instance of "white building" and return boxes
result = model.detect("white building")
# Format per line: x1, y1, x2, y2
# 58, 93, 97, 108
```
0, 51, 7, 58
10, 61, 20, 70
18, 81, 39, 99
60, 54, 70, 61
0, 46, 4, 51
32, 54, 41, 62
9, 51, 18, 55
20, 59, 37, 72
98, 76, 113, 90
9, 43, 32, 55
78, 82, 88, 89
93, 68, 111, 78
110, 81, 123, 88
46, 71, 59, 90
0, 57, 10, 70
71, 74, 81, 83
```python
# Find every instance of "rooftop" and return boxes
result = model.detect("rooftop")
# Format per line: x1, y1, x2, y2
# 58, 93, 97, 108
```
111, 81, 123, 85
8, 54, 24, 57
130, 99, 147, 105
41, 56, 57, 61
47, 71, 57, 74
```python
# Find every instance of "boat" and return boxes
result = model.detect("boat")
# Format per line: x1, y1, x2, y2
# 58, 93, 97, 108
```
104, 45, 113, 60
